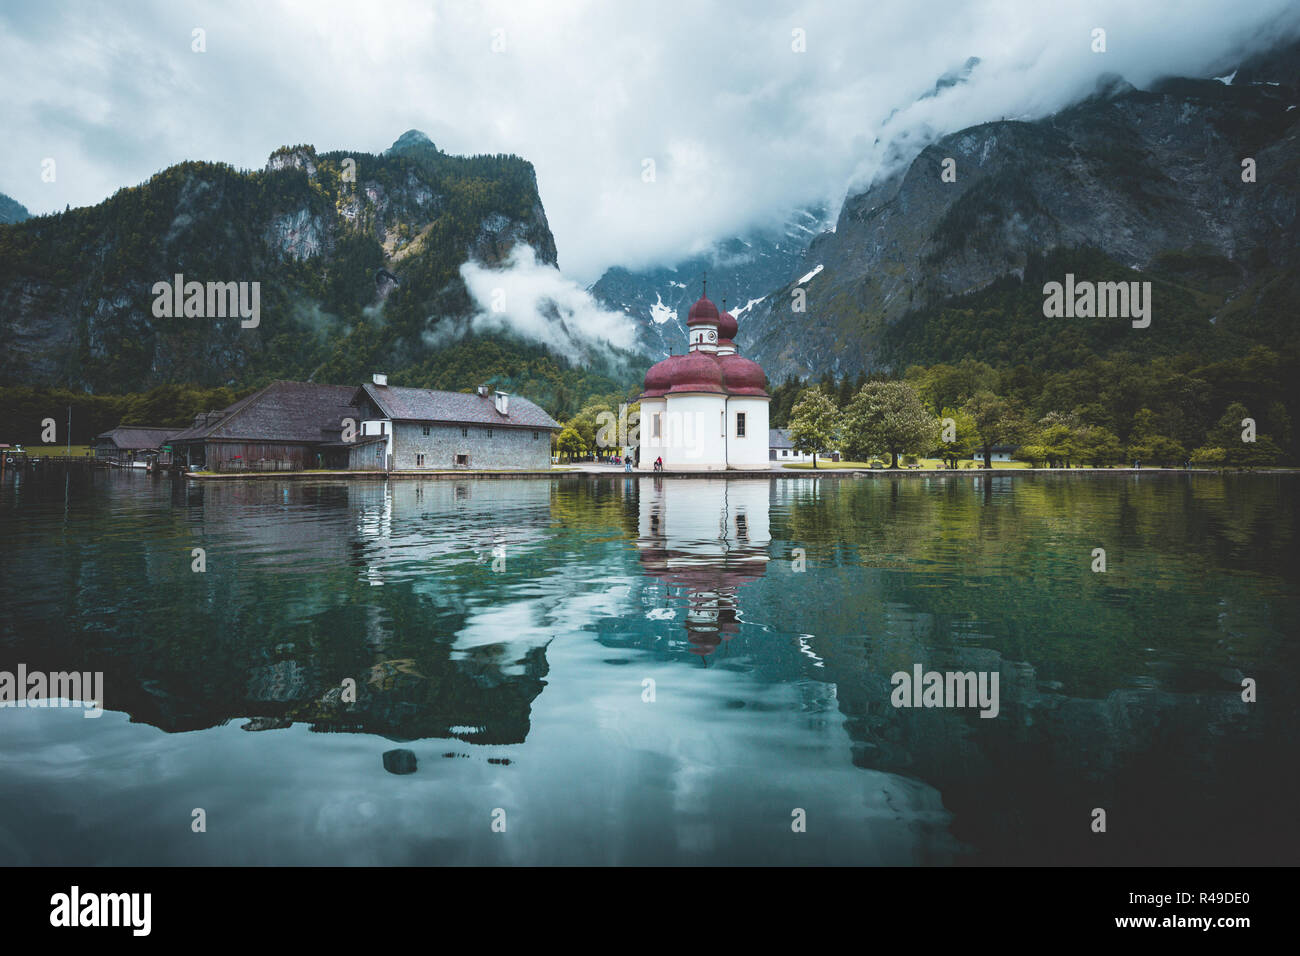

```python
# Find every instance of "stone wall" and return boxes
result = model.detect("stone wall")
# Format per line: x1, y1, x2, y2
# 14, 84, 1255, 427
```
392, 421, 551, 470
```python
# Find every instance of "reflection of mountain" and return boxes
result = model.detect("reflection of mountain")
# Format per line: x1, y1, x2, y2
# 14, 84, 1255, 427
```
2, 478, 553, 745
636, 478, 771, 656
756, 475, 1300, 864
825, 641, 1274, 865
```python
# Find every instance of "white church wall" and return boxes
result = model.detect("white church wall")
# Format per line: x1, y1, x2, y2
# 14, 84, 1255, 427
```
662, 393, 726, 470
638, 397, 667, 467
726, 397, 770, 470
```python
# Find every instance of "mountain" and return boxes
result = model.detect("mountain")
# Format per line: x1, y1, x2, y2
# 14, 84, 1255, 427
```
736, 40, 1300, 380
0, 132, 620, 413
0, 192, 29, 224
588, 204, 833, 357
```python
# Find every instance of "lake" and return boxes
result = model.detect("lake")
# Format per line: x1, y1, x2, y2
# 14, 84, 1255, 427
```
1, 471, 1296, 865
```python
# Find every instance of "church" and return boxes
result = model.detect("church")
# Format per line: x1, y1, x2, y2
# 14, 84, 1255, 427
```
638, 286, 770, 470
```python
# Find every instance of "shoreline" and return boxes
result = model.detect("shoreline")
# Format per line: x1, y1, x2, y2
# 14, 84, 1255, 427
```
179, 466, 1299, 481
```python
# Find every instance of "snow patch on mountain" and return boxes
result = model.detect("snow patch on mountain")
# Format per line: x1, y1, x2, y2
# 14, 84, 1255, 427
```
650, 294, 677, 325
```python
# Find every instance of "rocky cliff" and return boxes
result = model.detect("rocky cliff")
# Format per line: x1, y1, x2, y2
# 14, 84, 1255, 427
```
588, 205, 832, 358
0, 132, 559, 392
737, 41, 1300, 379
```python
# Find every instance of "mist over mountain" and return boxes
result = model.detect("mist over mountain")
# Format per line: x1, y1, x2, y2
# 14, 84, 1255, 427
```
588, 204, 833, 357
0, 192, 29, 224
0, 132, 628, 412
732, 37, 1300, 381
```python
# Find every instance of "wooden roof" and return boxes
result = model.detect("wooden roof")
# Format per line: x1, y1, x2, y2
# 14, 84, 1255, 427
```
169, 381, 358, 444
94, 426, 184, 449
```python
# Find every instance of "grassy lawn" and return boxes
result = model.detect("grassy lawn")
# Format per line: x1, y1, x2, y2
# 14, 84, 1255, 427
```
23, 444, 95, 457
782, 458, 1033, 470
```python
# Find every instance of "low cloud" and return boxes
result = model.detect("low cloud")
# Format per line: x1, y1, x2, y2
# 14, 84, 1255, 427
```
455, 244, 639, 357
4, 1, 1300, 283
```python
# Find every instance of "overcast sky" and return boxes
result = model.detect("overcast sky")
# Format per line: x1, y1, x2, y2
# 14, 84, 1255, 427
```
2, 0, 1298, 283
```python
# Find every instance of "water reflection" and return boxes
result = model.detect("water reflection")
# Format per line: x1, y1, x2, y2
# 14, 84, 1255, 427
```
0, 471, 1296, 864
637, 477, 770, 657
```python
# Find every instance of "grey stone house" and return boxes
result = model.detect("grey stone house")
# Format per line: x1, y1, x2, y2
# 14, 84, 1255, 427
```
350, 375, 560, 471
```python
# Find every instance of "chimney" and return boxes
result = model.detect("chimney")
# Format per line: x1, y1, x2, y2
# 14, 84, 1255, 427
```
477, 384, 489, 397
372, 373, 388, 386
493, 389, 510, 416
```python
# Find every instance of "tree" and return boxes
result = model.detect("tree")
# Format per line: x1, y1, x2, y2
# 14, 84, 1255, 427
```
963, 390, 1024, 469
837, 376, 855, 408
1076, 425, 1123, 467
907, 359, 998, 413
1206, 402, 1282, 467
787, 389, 842, 469
1127, 433, 1187, 467
1126, 406, 1186, 467
932, 406, 979, 468
843, 381, 936, 468
1189, 446, 1227, 467
556, 426, 585, 462
1036, 422, 1078, 468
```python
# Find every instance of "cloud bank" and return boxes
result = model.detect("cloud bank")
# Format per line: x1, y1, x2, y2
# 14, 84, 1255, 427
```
2, 0, 1299, 283
454, 244, 639, 356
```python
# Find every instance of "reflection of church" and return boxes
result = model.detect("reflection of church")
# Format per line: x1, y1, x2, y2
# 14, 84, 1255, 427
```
636, 478, 771, 657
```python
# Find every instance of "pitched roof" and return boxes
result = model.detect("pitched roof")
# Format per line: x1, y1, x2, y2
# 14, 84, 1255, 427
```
356, 383, 560, 430
94, 426, 184, 449
169, 381, 358, 443
769, 428, 794, 449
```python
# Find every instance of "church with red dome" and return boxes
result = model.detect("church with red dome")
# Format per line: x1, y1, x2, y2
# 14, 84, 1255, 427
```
638, 283, 770, 470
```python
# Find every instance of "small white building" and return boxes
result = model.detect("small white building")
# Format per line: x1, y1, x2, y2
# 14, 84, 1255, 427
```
638, 288, 770, 471
767, 427, 837, 464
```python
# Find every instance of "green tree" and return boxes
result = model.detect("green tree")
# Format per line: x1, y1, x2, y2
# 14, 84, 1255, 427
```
1206, 402, 1282, 467
1189, 446, 1227, 467
963, 390, 1024, 469
787, 389, 842, 470
843, 381, 936, 469
932, 406, 979, 468
1076, 425, 1124, 467
556, 426, 585, 462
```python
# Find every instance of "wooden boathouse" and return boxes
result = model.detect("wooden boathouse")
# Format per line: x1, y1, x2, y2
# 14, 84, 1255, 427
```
165, 381, 361, 472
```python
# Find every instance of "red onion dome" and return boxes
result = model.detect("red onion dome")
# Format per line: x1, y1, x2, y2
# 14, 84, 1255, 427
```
641, 355, 681, 398
716, 308, 738, 341
686, 295, 720, 326
666, 351, 725, 394
719, 354, 768, 396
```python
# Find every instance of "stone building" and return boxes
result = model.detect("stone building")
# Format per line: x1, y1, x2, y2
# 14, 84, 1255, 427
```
351, 375, 561, 471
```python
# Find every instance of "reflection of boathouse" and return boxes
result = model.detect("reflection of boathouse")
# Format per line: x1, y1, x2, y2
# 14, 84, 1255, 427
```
636, 478, 771, 656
